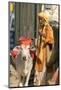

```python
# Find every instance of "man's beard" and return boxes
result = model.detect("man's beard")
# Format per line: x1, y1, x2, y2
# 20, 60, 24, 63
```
39, 23, 45, 28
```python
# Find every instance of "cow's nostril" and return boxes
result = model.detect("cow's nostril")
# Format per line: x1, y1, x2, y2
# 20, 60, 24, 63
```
23, 56, 26, 61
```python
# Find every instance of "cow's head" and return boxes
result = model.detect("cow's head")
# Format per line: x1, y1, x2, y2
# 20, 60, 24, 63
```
20, 44, 30, 61
19, 37, 36, 61
10, 37, 36, 60
20, 44, 36, 61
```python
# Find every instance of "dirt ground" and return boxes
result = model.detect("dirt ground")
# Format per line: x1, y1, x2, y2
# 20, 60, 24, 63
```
9, 64, 20, 87
9, 63, 59, 87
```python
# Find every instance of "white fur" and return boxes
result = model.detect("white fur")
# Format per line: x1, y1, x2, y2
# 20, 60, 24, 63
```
15, 44, 33, 87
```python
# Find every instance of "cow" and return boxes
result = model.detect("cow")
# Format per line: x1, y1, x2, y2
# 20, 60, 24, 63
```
10, 37, 35, 87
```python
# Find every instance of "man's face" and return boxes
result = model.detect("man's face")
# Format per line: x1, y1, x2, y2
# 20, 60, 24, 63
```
39, 17, 46, 27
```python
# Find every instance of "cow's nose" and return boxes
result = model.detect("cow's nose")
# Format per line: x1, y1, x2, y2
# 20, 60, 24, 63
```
23, 56, 26, 61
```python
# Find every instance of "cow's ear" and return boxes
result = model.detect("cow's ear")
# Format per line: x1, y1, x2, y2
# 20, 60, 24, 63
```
30, 45, 36, 52
10, 46, 21, 59
16, 46, 21, 49
30, 52, 34, 59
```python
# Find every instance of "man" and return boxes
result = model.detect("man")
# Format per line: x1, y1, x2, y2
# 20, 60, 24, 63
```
34, 11, 54, 85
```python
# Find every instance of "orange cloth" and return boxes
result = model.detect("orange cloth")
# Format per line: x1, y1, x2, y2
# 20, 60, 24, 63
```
35, 24, 54, 72
45, 24, 54, 44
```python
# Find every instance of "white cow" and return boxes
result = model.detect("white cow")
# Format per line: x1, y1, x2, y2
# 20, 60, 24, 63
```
10, 39, 35, 87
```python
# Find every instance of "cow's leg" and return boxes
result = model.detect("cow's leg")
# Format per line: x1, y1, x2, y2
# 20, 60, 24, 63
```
19, 82, 23, 87
19, 76, 24, 87
34, 70, 38, 85
24, 65, 32, 86
17, 73, 23, 87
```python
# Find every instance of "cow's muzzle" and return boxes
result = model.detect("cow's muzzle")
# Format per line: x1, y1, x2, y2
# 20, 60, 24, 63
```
23, 56, 26, 61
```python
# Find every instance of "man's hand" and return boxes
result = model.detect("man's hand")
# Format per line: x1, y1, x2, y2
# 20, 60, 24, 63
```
38, 30, 46, 38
